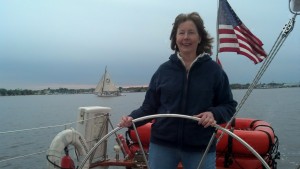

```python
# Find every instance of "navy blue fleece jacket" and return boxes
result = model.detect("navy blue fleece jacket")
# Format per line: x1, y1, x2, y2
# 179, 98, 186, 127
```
129, 53, 237, 152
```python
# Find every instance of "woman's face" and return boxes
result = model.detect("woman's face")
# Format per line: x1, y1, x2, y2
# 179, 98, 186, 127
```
176, 20, 201, 57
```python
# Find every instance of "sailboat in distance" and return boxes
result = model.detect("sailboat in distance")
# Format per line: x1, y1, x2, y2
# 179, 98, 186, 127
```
94, 66, 121, 97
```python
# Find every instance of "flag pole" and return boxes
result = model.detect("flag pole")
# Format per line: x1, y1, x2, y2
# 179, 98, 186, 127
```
196, 2, 223, 166
216, 0, 222, 66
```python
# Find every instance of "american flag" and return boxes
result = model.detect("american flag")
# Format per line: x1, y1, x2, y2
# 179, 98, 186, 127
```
218, 0, 267, 64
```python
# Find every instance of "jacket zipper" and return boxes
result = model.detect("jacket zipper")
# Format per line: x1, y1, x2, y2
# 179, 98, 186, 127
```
178, 65, 189, 149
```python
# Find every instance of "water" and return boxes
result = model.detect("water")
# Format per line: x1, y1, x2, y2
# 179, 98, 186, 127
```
0, 88, 299, 169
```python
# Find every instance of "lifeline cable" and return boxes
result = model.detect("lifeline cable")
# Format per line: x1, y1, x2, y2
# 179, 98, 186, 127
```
0, 114, 106, 135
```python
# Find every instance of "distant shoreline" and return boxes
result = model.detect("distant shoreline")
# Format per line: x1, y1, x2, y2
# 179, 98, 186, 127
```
1, 82, 299, 96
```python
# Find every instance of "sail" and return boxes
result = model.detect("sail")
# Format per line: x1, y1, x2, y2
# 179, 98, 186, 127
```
94, 67, 120, 96
101, 72, 119, 92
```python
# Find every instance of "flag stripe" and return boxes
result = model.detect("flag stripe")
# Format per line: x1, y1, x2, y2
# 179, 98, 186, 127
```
235, 30, 266, 57
220, 38, 239, 43
234, 26, 266, 54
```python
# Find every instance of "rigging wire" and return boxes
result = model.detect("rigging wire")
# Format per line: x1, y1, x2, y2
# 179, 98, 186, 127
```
214, 2, 298, 150
0, 150, 46, 163
216, 12, 298, 145
234, 13, 297, 115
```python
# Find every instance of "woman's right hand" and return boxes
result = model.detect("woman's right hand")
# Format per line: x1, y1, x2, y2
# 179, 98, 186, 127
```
118, 116, 133, 127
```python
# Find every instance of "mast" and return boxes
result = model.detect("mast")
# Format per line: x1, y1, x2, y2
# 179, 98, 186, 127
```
101, 66, 107, 94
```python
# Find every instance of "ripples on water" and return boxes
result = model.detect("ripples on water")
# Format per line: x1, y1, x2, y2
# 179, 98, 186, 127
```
0, 88, 299, 168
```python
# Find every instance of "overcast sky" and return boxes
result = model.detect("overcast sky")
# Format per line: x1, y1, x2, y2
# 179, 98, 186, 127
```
0, 0, 299, 89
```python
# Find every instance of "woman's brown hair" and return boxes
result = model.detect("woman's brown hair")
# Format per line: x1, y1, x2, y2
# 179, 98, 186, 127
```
170, 12, 214, 55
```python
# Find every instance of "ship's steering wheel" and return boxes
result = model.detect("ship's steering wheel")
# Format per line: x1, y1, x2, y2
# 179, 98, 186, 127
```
78, 114, 271, 169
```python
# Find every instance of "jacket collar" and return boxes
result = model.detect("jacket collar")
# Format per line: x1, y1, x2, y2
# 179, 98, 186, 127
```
169, 52, 211, 64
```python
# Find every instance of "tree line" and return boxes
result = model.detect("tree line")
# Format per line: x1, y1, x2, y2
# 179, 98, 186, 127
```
1, 82, 299, 96
0, 88, 94, 96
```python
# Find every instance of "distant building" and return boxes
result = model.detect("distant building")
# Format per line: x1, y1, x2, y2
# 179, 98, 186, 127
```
283, 82, 300, 88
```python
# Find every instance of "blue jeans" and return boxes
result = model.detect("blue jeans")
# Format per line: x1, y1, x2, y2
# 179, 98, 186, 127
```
148, 142, 216, 169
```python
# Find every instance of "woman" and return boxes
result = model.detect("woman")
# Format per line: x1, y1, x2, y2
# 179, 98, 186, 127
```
118, 12, 237, 169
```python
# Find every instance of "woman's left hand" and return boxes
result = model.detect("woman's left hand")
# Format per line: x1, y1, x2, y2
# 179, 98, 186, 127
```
194, 111, 216, 128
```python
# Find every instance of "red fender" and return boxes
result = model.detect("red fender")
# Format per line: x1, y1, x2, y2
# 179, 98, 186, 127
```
61, 155, 75, 169
117, 134, 134, 159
